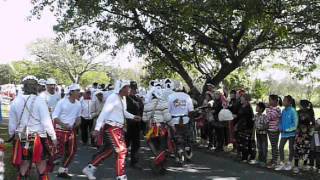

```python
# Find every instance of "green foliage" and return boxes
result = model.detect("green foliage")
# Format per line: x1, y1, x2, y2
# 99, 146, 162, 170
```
223, 68, 251, 91
10, 60, 72, 85
251, 79, 269, 101
80, 71, 109, 87
0, 64, 15, 84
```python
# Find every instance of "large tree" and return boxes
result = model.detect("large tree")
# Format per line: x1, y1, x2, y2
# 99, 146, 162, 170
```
0, 64, 15, 84
31, 0, 320, 96
28, 39, 102, 83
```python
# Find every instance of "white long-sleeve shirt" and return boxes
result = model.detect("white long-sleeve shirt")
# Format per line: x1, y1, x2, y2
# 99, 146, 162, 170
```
40, 91, 61, 112
8, 94, 56, 140
168, 92, 194, 125
95, 93, 135, 130
52, 98, 81, 127
80, 99, 93, 119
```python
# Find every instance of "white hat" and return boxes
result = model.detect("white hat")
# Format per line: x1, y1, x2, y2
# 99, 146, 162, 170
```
38, 79, 46, 86
218, 109, 233, 121
22, 75, 38, 83
46, 78, 57, 85
69, 83, 81, 91
114, 80, 130, 93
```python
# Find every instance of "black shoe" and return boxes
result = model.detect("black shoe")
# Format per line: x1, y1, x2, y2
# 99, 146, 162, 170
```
57, 172, 72, 179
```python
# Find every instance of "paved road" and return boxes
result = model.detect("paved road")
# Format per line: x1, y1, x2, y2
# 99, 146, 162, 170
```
50, 141, 300, 180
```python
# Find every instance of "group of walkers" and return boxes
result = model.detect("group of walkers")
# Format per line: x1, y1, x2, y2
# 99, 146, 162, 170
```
7, 76, 195, 180
195, 85, 320, 174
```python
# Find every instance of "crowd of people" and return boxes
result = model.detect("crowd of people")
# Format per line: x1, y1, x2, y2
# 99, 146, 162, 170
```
7, 76, 195, 180
5, 75, 320, 180
194, 85, 320, 175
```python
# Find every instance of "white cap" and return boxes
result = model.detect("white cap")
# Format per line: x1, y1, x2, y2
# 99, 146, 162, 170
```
38, 79, 46, 86
69, 83, 81, 91
22, 75, 38, 83
46, 78, 57, 85
218, 109, 233, 121
114, 80, 130, 93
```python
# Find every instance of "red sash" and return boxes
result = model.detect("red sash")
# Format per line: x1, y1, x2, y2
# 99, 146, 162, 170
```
32, 135, 43, 163
12, 139, 22, 166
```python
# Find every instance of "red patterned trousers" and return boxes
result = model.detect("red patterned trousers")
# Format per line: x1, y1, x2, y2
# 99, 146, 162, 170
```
90, 125, 127, 177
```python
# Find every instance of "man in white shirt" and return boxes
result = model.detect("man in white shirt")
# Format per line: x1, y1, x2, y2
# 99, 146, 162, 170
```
80, 90, 94, 145
91, 90, 105, 147
168, 86, 194, 163
52, 83, 81, 178
82, 80, 141, 180
9, 75, 57, 180
44, 78, 61, 114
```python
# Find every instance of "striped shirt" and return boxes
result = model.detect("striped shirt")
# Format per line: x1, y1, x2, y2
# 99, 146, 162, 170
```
266, 106, 281, 132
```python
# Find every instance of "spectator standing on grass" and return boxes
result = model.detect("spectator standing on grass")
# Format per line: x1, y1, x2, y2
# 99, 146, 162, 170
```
266, 94, 282, 169
293, 100, 315, 173
252, 102, 269, 166
275, 95, 298, 171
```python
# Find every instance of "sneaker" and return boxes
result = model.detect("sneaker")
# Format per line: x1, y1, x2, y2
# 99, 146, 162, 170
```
275, 162, 285, 171
116, 175, 128, 180
82, 164, 96, 180
249, 160, 258, 165
185, 147, 193, 160
284, 162, 292, 171
293, 167, 300, 174
241, 160, 248, 163
57, 167, 72, 179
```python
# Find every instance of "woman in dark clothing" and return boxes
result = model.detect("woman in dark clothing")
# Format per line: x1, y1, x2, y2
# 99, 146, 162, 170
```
235, 94, 255, 162
228, 90, 241, 152
293, 100, 315, 173
212, 91, 225, 152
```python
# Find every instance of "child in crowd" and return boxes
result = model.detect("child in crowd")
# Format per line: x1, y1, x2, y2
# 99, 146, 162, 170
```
310, 118, 320, 173
293, 100, 315, 173
252, 102, 268, 166
275, 95, 298, 171
266, 94, 282, 169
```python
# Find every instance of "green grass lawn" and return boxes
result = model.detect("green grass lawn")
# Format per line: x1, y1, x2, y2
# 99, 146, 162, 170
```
0, 125, 16, 180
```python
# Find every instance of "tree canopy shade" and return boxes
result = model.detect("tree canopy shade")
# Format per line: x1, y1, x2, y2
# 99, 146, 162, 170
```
31, 0, 320, 96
